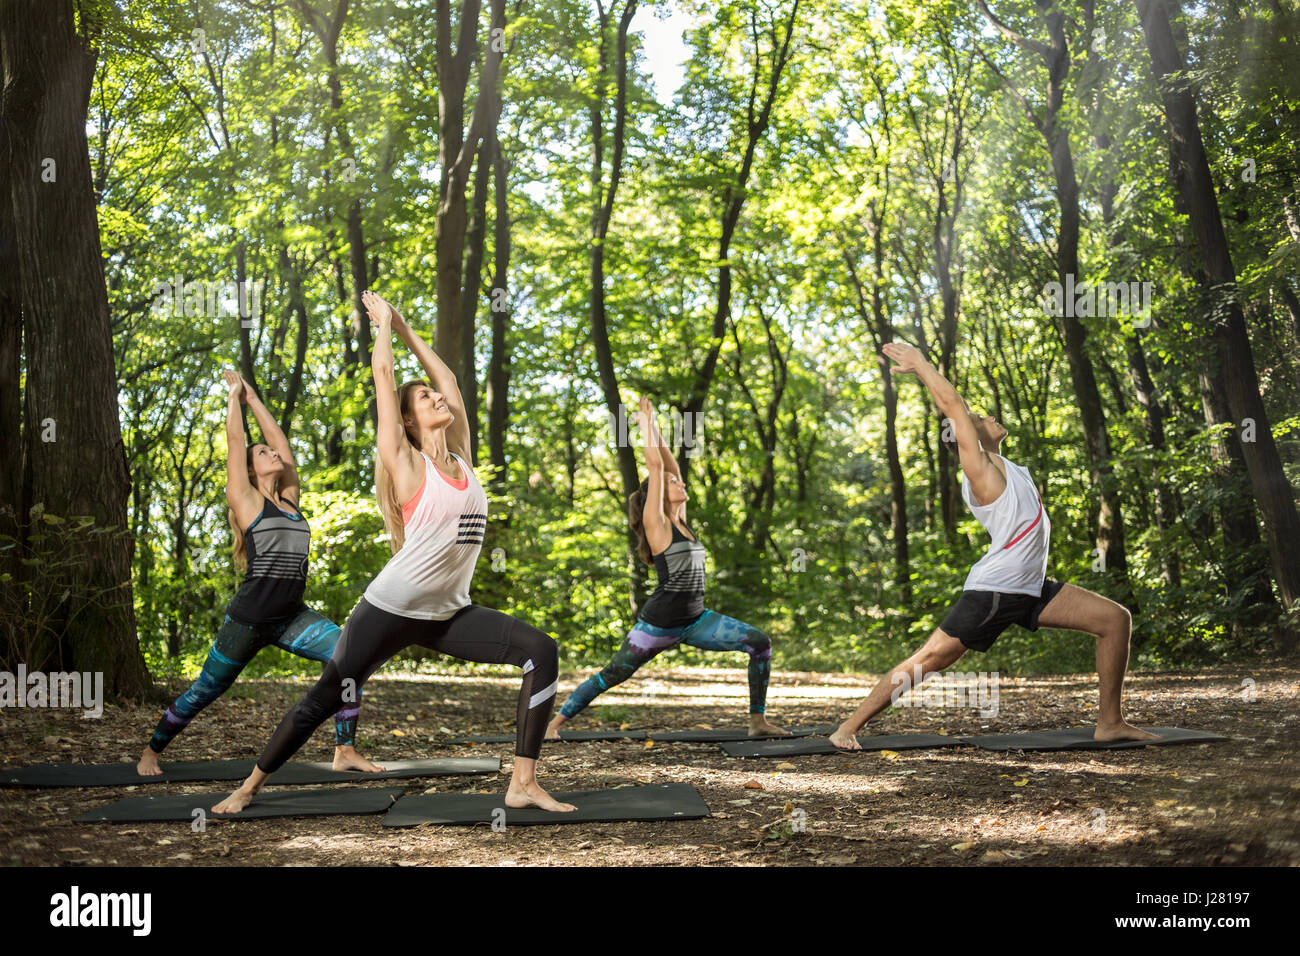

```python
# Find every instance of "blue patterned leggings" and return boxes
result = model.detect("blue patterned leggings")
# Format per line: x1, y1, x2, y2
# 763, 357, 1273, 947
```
148, 605, 358, 753
558, 609, 773, 719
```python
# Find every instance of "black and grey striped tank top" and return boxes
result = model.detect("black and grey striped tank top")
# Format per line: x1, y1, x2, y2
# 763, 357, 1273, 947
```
226, 496, 311, 625
639, 521, 706, 628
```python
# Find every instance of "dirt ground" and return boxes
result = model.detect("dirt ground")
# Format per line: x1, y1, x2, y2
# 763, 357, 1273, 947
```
2, 663, 1297, 866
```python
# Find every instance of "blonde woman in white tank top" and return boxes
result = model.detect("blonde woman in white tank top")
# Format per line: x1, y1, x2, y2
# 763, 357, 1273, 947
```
827, 341, 1157, 751
213, 292, 575, 816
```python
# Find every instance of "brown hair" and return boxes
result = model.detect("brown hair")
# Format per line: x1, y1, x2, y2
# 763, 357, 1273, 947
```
375, 380, 430, 554
229, 444, 276, 572
628, 477, 654, 566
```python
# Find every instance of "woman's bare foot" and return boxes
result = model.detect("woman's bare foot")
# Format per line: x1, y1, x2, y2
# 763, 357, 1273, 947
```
211, 786, 257, 815
544, 716, 567, 741
504, 780, 577, 812
137, 746, 163, 776
332, 746, 386, 772
748, 715, 790, 737
828, 725, 862, 751
1094, 720, 1160, 743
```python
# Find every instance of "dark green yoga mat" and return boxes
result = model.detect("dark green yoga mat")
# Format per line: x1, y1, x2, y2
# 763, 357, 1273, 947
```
955, 726, 1230, 751
444, 729, 647, 744
648, 725, 837, 742
720, 733, 962, 758
383, 782, 711, 827
1, 757, 500, 788
76, 786, 406, 822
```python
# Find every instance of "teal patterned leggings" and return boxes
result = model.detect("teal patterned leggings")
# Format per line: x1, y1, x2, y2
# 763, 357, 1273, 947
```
147, 606, 358, 753
558, 609, 773, 719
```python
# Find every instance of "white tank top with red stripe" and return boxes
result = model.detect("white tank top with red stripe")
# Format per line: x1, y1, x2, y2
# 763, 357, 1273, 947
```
960, 453, 1050, 596
364, 451, 488, 620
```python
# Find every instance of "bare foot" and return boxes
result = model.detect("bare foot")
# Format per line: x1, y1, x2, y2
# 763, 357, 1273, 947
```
211, 787, 256, 815
544, 717, 566, 742
828, 726, 862, 751
504, 780, 577, 812
748, 716, 791, 737
1094, 721, 1159, 743
332, 746, 386, 773
137, 746, 163, 776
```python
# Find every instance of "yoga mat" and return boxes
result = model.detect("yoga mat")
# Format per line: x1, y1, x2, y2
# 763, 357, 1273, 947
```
721, 732, 961, 758
955, 726, 1231, 751
384, 782, 711, 827
648, 725, 837, 742
443, 729, 647, 744
75, 786, 406, 823
0, 757, 500, 788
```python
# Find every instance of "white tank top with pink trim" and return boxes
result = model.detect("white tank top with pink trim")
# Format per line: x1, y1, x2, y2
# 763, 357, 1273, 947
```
960, 454, 1051, 596
364, 451, 488, 620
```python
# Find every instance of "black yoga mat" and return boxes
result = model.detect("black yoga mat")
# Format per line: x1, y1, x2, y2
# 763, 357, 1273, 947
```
75, 786, 406, 823
443, 729, 648, 744
0, 757, 500, 789
721, 732, 961, 758
384, 782, 711, 827
955, 726, 1231, 751
648, 725, 837, 742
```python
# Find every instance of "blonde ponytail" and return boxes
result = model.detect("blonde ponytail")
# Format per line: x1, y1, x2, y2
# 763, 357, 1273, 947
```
375, 380, 430, 554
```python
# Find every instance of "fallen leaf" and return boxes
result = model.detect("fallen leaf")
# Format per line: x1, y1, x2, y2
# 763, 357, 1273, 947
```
952, 841, 976, 852
981, 850, 1007, 863
743, 780, 764, 790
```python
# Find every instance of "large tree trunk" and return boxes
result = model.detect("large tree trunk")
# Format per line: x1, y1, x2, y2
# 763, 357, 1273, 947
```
0, 39, 23, 650
0, 0, 149, 693
434, 0, 502, 391
1137, 0, 1299, 644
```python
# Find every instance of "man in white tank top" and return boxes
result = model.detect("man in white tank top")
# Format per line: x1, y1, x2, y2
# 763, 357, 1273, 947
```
829, 341, 1157, 749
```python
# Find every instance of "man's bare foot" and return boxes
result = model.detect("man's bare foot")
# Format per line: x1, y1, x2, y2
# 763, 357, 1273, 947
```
332, 746, 385, 772
137, 746, 163, 776
212, 787, 257, 815
828, 726, 862, 751
504, 780, 577, 812
1094, 721, 1160, 743
544, 717, 566, 742
748, 716, 791, 737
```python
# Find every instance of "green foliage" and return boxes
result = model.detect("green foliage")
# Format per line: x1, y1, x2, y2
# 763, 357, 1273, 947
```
95, 0, 1299, 685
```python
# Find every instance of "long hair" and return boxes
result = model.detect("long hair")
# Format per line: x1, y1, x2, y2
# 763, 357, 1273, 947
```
375, 380, 430, 554
230, 445, 276, 572
627, 477, 654, 566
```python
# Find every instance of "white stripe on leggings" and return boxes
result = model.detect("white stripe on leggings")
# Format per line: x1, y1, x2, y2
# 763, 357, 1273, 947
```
529, 678, 557, 709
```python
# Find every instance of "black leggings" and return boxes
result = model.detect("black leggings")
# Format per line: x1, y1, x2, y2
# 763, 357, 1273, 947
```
256, 598, 559, 771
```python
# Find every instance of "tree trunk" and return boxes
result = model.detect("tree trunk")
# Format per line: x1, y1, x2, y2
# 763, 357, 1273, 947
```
0, 0, 149, 693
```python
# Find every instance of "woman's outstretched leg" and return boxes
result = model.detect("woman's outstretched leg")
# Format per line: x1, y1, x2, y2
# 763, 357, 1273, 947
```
212, 600, 398, 813
546, 621, 679, 739
275, 607, 382, 772
681, 610, 788, 736
139, 615, 263, 775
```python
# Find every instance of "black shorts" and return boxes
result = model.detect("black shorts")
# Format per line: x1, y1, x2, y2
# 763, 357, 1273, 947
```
939, 578, 1065, 652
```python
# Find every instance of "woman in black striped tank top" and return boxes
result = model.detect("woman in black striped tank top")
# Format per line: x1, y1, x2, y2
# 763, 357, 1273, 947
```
547, 396, 790, 739
136, 369, 381, 776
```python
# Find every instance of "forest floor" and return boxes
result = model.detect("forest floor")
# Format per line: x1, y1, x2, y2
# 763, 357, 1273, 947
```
2, 663, 1298, 867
